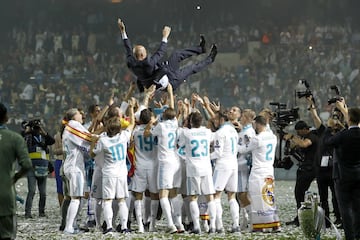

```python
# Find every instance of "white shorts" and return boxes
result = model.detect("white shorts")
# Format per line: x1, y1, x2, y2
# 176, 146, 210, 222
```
157, 161, 182, 190
178, 161, 187, 195
131, 167, 158, 194
186, 174, 215, 196
102, 176, 129, 200
65, 171, 85, 197
238, 159, 250, 192
91, 168, 102, 199
213, 168, 238, 193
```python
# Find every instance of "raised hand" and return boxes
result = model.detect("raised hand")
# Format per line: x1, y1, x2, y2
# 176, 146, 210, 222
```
118, 18, 126, 33
162, 26, 171, 39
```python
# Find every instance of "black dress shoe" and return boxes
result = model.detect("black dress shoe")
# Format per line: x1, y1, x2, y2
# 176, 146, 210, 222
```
334, 218, 342, 225
208, 44, 217, 62
199, 35, 206, 53
285, 219, 299, 226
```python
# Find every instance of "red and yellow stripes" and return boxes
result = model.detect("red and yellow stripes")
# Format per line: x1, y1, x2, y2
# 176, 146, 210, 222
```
252, 221, 281, 230
65, 125, 92, 142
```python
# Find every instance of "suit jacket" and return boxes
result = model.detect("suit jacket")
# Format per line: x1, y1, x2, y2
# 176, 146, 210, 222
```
123, 38, 167, 91
324, 126, 360, 182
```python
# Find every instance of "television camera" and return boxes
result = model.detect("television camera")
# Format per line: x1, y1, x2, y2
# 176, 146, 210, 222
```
270, 102, 300, 169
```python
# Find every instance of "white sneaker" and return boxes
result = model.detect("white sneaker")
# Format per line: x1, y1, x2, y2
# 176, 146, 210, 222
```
240, 209, 249, 230
176, 223, 185, 233
203, 220, 210, 233
138, 224, 144, 233
149, 221, 156, 232
166, 225, 177, 234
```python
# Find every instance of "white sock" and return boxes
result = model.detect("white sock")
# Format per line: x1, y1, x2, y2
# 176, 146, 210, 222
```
160, 197, 174, 227
144, 196, 151, 224
182, 196, 191, 224
65, 199, 80, 232
112, 199, 119, 227
134, 200, 144, 229
126, 193, 135, 223
87, 197, 95, 221
229, 198, 240, 228
73, 198, 85, 228
189, 200, 200, 230
95, 199, 102, 228
118, 201, 129, 230
170, 195, 183, 227
150, 200, 159, 224
103, 200, 113, 229
215, 198, 223, 230
207, 200, 216, 229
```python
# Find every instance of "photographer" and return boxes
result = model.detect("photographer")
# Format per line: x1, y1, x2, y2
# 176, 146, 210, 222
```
283, 120, 319, 226
22, 119, 55, 218
306, 96, 345, 227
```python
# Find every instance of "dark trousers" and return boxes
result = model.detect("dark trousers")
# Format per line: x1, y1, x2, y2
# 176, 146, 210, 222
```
334, 179, 360, 240
317, 168, 341, 222
25, 170, 47, 216
295, 168, 316, 216
165, 46, 211, 90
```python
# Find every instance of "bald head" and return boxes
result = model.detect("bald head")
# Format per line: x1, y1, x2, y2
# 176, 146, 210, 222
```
133, 45, 147, 60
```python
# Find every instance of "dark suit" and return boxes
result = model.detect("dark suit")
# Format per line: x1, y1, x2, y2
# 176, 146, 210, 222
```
123, 38, 167, 92
123, 38, 212, 92
324, 126, 360, 240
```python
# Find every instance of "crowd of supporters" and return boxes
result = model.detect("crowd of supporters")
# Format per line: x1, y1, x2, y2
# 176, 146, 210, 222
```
0, 0, 360, 135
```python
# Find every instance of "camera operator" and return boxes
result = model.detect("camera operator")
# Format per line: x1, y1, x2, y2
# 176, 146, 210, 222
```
22, 119, 55, 218
283, 120, 319, 226
306, 96, 345, 227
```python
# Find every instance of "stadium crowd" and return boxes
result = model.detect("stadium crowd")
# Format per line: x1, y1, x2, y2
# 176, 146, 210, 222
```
1, 2, 359, 134
1, 0, 360, 238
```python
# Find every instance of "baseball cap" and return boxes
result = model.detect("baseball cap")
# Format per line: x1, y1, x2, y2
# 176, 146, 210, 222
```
294, 120, 310, 130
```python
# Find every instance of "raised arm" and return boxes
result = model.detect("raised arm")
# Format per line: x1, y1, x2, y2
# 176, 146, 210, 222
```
167, 83, 175, 109
335, 97, 348, 124
142, 84, 156, 108
126, 99, 136, 132
202, 96, 216, 119
306, 96, 322, 129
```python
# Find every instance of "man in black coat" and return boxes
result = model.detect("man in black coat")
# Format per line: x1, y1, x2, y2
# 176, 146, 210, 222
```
324, 107, 360, 240
118, 18, 217, 92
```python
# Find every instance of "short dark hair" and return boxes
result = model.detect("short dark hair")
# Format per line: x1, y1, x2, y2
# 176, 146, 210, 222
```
348, 108, 360, 125
139, 108, 153, 124
254, 115, 267, 126
190, 112, 202, 128
88, 104, 100, 114
295, 120, 310, 130
0, 103, 7, 124
162, 108, 176, 120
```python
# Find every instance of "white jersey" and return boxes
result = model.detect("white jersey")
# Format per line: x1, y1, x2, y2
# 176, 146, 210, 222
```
94, 132, 106, 170
238, 130, 277, 175
151, 118, 179, 163
178, 127, 214, 177
210, 122, 239, 170
237, 124, 256, 167
93, 130, 131, 178
62, 120, 92, 174
133, 124, 157, 169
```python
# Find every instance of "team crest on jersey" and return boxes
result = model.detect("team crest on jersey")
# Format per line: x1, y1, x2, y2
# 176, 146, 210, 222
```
244, 135, 250, 146
238, 137, 243, 145
214, 140, 220, 148
262, 177, 275, 206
